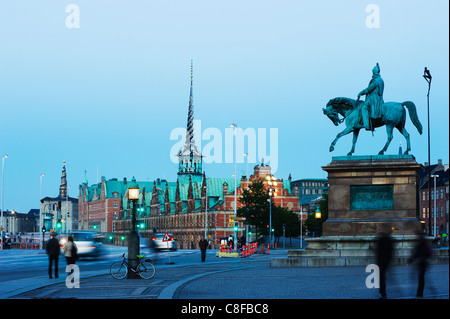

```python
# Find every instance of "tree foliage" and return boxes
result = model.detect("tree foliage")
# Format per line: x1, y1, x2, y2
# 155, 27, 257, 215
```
237, 179, 300, 239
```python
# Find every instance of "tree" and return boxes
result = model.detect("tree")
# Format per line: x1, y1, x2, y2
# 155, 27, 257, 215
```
272, 206, 300, 240
304, 194, 328, 236
237, 179, 270, 238
237, 179, 301, 241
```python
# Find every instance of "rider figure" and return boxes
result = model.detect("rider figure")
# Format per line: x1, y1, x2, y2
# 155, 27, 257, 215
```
358, 63, 384, 131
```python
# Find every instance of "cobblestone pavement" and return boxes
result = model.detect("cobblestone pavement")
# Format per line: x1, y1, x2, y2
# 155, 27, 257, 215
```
7, 251, 449, 300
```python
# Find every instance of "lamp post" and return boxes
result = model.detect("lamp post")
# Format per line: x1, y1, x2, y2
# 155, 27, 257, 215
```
300, 202, 303, 249
423, 67, 432, 235
40, 173, 45, 248
1, 155, 8, 250
230, 123, 237, 249
266, 175, 277, 248
315, 207, 322, 237
431, 174, 438, 237
203, 185, 208, 239
244, 152, 249, 245
127, 177, 140, 278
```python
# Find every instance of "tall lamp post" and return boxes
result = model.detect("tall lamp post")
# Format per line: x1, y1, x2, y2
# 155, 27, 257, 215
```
431, 175, 438, 237
127, 177, 140, 278
423, 67, 432, 235
203, 185, 208, 239
39, 173, 45, 249
266, 175, 277, 248
1, 155, 7, 250
230, 123, 238, 249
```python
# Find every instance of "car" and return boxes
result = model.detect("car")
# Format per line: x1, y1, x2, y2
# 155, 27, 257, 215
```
151, 233, 177, 251
60, 231, 104, 258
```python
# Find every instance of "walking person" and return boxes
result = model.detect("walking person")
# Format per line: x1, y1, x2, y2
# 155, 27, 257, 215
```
407, 231, 433, 298
64, 235, 78, 265
199, 236, 208, 262
375, 225, 394, 299
46, 232, 60, 279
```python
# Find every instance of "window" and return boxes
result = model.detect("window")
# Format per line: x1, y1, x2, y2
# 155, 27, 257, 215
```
441, 189, 444, 199
113, 202, 119, 208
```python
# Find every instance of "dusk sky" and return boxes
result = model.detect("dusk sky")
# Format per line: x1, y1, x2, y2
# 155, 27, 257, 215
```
0, 0, 448, 214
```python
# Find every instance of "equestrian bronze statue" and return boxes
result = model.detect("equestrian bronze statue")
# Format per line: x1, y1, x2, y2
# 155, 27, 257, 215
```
323, 63, 423, 156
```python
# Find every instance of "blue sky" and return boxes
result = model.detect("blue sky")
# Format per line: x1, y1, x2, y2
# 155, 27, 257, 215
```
0, 0, 448, 214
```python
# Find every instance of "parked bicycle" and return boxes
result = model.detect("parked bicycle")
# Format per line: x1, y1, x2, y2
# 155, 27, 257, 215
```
110, 253, 156, 279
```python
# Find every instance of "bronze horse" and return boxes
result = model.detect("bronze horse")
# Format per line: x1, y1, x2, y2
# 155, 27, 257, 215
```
323, 97, 423, 156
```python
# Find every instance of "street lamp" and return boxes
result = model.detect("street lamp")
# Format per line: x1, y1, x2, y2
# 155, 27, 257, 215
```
423, 67, 432, 235
266, 175, 277, 248
230, 123, 238, 249
315, 207, 322, 237
244, 152, 249, 245
431, 174, 438, 237
127, 177, 140, 278
1, 155, 8, 250
40, 173, 45, 249
202, 184, 209, 239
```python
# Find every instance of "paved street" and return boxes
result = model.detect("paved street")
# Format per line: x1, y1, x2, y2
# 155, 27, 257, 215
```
0, 246, 448, 300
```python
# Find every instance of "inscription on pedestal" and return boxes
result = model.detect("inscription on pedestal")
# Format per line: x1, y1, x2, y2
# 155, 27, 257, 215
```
350, 185, 394, 211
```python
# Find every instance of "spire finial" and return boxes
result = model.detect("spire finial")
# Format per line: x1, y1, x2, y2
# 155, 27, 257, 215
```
190, 59, 193, 83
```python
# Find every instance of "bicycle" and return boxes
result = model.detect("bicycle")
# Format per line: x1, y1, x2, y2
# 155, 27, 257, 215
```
110, 253, 156, 279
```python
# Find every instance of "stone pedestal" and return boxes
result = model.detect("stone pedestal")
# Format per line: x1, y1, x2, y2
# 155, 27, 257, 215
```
270, 155, 439, 268
322, 155, 423, 236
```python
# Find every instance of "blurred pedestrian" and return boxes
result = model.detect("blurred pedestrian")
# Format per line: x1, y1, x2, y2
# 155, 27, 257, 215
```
407, 231, 433, 298
199, 236, 208, 262
64, 235, 78, 265
46, 232, 60, 279
375, 225, 394, 299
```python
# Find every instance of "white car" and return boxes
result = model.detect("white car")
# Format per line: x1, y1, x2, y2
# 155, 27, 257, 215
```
60, 231, 104, 257
151, 233, 177, 251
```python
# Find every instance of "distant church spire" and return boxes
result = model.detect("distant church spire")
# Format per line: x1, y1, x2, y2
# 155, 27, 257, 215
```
178, 60, 203, 179
59, 160, 68, 198
181, 59, 200, 157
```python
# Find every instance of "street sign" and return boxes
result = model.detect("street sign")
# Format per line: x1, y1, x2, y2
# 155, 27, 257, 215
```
235, 217, 246, 221
162, 232, 171, 242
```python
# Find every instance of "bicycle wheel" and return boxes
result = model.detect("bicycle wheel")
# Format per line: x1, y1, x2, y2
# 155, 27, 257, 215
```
110, 261, 128, 279
138, 261, 156, 279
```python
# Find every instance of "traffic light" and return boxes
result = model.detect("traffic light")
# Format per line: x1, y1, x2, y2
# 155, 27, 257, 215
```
42, 226, 46, 234
56, 220, 62, 229
233, 222, 238, 232
93, 225, 97, 230
138, 221, 145, 230
121, 236, 125, 241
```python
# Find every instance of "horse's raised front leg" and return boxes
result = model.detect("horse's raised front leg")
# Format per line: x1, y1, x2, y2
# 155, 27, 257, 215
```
348, 129, 360, 156
379, 125, 394, 155
329, 127, 353, 152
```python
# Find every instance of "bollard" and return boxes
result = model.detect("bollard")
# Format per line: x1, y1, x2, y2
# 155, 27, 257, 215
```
275, 242, 277, 250
267, 243, 270, 254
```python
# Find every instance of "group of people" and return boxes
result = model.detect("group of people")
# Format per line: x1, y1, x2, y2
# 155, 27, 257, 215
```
376, 227, 434, 299
45, 232, 78, 278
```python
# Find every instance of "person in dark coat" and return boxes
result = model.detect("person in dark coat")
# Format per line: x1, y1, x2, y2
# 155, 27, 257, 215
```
375, 225, 394, 299
199, 236, 209, 262
407, 231, 433, 298
46, 232, 60, 278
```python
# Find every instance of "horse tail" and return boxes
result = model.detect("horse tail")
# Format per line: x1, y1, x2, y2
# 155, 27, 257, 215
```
403, 101, 423, 135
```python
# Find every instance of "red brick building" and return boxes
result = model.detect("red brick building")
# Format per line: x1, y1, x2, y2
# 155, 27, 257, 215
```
79, 63, 300, 247
419, 159, 449, 236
